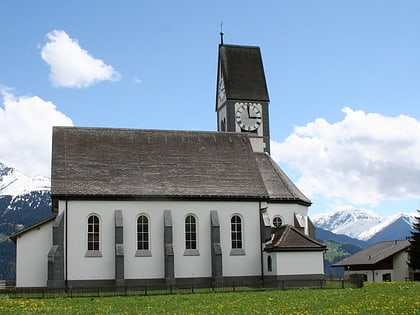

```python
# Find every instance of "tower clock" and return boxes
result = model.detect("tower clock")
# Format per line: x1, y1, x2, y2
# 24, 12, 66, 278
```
215, 44, 270, 154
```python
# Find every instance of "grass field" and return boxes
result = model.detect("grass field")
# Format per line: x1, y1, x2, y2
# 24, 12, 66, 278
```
0, 282, 419, 314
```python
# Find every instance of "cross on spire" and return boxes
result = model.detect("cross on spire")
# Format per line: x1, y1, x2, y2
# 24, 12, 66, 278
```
220, 22, 224, 45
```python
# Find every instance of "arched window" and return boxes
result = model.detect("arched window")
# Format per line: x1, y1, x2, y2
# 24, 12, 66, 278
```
267, 255, 272, 272
87, 215, 100, 251
231, 215, 242, 249
273, 216, 283, 228
185, 215, 197, 250
137, 215, 149, 251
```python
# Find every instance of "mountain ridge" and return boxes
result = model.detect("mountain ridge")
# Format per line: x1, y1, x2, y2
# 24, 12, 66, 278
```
312, 208, 414, 244
0, 162, 52, 280
0, 162, 50, 197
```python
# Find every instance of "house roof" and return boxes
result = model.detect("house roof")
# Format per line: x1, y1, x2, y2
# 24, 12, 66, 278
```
9, 215, 56, 243
255, 153, 311, 205
333, 239, 410, 267
219, 44, 269, 102
52, 127, 266, 199
51, 127, 311, 204
264, 224, 326, 252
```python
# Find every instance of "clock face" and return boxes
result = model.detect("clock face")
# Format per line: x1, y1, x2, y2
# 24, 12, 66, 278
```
235, 103, 262, 131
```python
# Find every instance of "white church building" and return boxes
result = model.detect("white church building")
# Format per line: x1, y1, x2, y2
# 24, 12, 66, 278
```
12, 42, 326, 288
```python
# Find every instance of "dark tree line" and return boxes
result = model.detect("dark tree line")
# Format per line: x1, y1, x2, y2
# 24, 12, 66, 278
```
408, 210, 420, 280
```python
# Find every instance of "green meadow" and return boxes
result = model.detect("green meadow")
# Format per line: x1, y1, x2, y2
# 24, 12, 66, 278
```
1, 282, 419, 314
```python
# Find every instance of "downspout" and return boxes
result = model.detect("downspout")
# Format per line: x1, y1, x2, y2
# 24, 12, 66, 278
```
259, 200, 264, 285
65, 198, 68, 289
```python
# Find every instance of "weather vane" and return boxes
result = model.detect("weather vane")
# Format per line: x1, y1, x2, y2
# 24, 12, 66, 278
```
220, 22, 224, 45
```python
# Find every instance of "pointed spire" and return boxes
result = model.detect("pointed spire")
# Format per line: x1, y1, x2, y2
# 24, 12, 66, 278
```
220, 22, 224, 45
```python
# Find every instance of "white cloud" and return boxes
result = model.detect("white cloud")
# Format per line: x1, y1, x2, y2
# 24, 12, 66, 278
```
40, 30, 121, 88
0, 89, 73, 177
271, 107, 420, 206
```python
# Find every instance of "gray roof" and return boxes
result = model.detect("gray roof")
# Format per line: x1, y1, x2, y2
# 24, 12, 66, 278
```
10, 215, 56, 243
219, 44, 269, 102
265, 225, 326, 252
51, 127, 310, 204
333, 239, 410, 267
255, 153, 311, 204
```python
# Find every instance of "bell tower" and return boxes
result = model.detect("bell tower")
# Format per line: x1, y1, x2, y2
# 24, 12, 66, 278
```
215, 43, 270, 154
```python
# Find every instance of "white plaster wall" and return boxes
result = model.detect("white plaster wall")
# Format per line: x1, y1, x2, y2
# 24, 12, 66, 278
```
66, 201, 116, 281
267, 203, 308, 231
16, 221, 53, 287
218, 201, 262, 277
393, 250, 409, 281
170, 202, 212, 278
65, 199, 262, 281
123, 203, 164, 279
263, 252, 277, 275
273, 251, 324, 275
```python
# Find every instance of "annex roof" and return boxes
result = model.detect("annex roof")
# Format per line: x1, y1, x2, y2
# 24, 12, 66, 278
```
333, 239, 410, 267
52, 127, 270, 199
218, 44, 269, 102
265, 225, 326, 252
9, 215, 56, 243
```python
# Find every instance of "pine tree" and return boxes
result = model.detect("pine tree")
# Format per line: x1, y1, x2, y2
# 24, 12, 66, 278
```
408, 210, 420, 274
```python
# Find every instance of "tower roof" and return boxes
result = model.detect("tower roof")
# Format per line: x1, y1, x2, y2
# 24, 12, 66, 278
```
218, 44, 269, 102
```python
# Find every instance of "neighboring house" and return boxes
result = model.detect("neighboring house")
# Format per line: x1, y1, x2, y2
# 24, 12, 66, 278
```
332, 239, 410, 282
11, 42, 326, 289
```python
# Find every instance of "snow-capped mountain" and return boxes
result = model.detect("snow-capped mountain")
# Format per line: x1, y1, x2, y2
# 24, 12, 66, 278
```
0, 162, 50, 196
312, 208, 414, 243
0, 162, 53, 280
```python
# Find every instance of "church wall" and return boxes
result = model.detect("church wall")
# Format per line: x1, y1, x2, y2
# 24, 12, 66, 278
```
267, 203, 308, 229
15, 220, 53, 287
268, 251, 324, 276
64, 199, 262, 282
66, 201, 116, 281
217, 202, 261, 277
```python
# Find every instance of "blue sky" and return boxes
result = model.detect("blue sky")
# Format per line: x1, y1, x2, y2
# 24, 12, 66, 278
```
1, 0, 420, 216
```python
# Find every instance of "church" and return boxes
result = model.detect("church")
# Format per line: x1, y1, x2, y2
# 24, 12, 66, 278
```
12, 42, 326, 288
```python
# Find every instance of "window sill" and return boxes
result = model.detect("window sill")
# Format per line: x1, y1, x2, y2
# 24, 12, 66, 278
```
230, 248, 245, 256
183, 249, 200, 256
85, 250, 102, 257
135, 250, 152, 257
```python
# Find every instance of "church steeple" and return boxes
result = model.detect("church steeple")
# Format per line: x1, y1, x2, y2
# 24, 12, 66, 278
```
215, 44, 271, 154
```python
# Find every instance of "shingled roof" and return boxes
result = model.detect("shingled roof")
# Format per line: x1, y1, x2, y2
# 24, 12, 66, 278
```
255, 153, 311, 205
52, 127, 270, 199
265, 225, 326, 252
51, 127, 311, 204
218, 44, 269, 102
333, 239, 410, 267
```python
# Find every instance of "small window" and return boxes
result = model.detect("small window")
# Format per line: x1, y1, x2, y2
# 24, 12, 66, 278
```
88, 215, 100, 250
273, 216, 283, 228
184, 215, 199, 256
267, 255, 272, 272
231, 215, 242, 249
185, 215, 197, 250
137, 215, 149, 251
86, 215, 101, 257
230, 215, 245, 255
